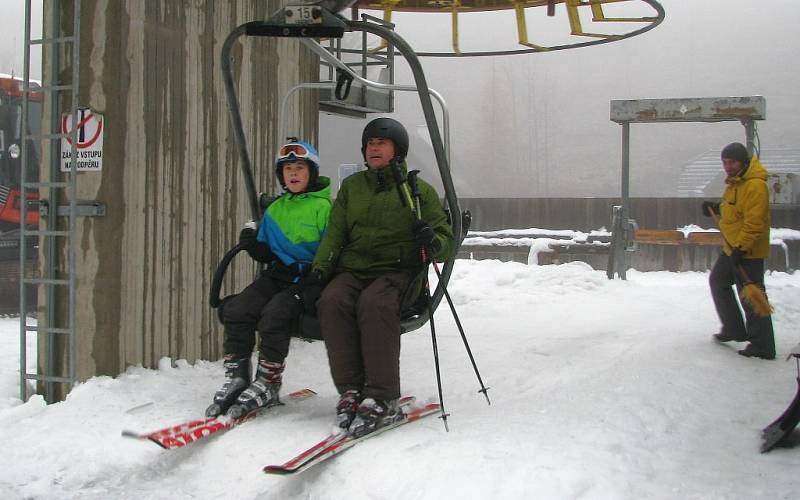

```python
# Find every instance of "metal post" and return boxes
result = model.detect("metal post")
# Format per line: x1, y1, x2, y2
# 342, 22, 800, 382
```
743, 119, 756, 156
220, 25, 261, 221
617, 121, 630, 280
20, 0, 32, 403
44, 0, 62, 403
67, 0, 82, 396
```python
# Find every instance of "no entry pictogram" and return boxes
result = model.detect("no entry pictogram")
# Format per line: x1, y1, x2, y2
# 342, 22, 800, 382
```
62, 109, 103, 149
61, 108, 104, 172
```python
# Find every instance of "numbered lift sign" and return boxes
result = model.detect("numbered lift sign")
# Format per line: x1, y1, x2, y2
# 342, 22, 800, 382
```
284, 4, 324, 24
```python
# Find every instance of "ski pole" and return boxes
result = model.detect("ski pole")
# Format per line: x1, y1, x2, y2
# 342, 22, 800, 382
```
406, 170, 491, 406
428, 259, 491, 405
391, 162, 450, 429
423, 278, 450, 431
390, 159, 416, 210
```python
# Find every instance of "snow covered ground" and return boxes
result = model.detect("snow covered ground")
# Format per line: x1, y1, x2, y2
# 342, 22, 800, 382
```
1, 259, 800, 499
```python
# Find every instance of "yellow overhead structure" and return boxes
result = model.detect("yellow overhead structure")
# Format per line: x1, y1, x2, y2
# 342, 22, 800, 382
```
351, 0, 664, 56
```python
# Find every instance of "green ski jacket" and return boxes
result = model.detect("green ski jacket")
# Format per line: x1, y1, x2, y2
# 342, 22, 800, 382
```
313, 162, 455, 281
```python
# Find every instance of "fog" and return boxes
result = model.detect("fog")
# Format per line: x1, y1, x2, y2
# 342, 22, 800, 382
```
319, 0, 800, 198
1, 2, 42, 81
3, 1, 797, 198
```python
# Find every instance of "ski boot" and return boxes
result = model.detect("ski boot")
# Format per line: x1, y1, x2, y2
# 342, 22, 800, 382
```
332, 389, 362, 434
205, 354, 251, 417
348, 397, 403, 438
226, 358, 284, 419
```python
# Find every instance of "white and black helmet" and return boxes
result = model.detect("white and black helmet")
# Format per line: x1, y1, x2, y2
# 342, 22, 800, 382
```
275, 140, 320, 189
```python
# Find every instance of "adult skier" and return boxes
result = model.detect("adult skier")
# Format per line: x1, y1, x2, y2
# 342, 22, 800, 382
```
311, 117, 455, 436
207, 140, 332, 418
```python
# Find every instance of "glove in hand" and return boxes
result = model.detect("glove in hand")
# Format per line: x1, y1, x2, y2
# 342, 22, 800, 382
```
730, 247, 745, 266
701, 201, 720, 217
412, 220, 440, 253
303, 270, 325, 287
239, 227, 257, 248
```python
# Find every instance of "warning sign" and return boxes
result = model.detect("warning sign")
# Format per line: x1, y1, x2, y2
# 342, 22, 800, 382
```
61, 108, 104, 172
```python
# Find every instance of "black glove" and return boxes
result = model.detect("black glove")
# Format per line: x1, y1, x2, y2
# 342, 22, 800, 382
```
412, 220, 441, 253
701, 201, 720, 217
303, 270, 325, 287
238, 224, 273, 263
239, 226, 257, 248
301, 284, 324, 316
246, 242, 273, 263
729, 247, 745, 266
285, 284, 303, 303
285, 271, 325, 315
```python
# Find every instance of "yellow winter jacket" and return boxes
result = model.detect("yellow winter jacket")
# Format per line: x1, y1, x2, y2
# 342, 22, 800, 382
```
719, 156, 771, 258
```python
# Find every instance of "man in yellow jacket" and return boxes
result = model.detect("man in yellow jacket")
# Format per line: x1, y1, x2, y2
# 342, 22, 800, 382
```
703, 142, 775, 360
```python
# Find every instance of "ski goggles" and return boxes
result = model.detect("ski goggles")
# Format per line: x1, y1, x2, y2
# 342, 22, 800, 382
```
277, 143, 318, 164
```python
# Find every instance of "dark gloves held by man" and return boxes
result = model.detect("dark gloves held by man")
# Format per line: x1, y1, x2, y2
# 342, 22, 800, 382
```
701, 201, 720, 217
412, 220, 441, 253
729, 247, 746, 266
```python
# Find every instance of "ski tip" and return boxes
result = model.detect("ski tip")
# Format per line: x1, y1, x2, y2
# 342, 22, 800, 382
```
148, 437, 171, 450
286, 388, 317, 399
263, 465, 292, 475
397, 395, 417, 408
121, 429, 141, 439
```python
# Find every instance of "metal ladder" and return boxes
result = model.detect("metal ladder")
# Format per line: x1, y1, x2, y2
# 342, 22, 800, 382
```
20, 0, 81, 403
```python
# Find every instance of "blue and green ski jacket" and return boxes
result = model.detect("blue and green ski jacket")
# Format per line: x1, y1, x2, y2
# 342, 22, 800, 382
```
257, 176, 332, 277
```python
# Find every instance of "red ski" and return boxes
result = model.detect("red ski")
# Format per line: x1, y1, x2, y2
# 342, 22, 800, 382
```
122, 388, 316, 449
264, 397, 439, 475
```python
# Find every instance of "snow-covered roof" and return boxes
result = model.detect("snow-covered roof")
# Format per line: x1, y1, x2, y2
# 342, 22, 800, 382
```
677, 147, 800, 197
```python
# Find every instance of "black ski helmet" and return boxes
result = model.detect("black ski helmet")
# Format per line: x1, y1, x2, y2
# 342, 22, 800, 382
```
361, 117, 409, 162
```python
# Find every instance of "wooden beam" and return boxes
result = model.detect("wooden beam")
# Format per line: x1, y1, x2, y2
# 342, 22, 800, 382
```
686, 232, 724, 246
634, 229, 685, 245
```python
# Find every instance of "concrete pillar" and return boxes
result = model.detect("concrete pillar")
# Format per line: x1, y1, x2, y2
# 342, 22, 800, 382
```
39, 0, 318, 400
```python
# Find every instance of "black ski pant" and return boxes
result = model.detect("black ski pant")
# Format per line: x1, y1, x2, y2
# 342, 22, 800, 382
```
709, 253, 775, 356
317, 271, 410, 401
222, 274, 302, 363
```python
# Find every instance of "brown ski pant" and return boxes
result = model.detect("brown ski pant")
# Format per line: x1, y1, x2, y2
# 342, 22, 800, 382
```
318, 271, 410, 401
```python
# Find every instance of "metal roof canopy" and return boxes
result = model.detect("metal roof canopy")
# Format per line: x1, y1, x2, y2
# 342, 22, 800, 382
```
607, 96, 766, 280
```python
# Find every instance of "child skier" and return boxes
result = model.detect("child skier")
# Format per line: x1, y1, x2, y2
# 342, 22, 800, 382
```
207, 140, 331, 418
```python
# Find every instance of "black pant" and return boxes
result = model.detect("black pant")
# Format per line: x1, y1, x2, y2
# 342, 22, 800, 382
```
222, 274, 302, 362
317, 272, 410, 401
709, 253, 775, 355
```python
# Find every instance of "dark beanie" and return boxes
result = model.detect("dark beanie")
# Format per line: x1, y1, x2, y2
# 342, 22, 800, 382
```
721, 142, 749, 164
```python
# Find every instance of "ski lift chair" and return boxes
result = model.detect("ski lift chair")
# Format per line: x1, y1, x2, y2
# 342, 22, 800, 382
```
209, 8, 469, 341
210, 196, 471, 342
